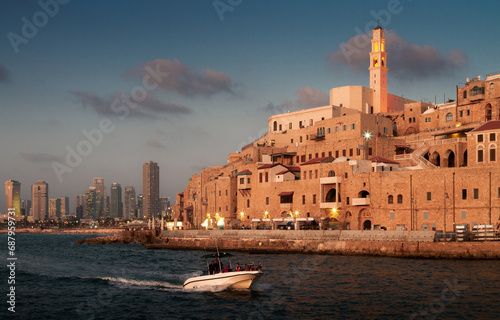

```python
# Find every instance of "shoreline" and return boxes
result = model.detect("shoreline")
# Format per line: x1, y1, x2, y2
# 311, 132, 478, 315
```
0, 228, 123, 235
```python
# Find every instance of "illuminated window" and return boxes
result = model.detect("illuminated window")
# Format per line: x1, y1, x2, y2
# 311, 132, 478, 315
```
374, 43, 379, 52
373, 57, 378, 67
381, 42, 385, 52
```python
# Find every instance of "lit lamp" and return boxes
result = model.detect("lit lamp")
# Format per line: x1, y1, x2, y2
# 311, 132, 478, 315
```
363, 130, 372, 160
264, 211, 269, 219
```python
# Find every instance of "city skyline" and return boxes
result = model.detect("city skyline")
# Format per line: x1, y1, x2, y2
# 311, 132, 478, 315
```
1, 1, 500, 213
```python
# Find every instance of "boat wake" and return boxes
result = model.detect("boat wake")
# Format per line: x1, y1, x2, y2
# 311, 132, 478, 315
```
99, 277, 183, 291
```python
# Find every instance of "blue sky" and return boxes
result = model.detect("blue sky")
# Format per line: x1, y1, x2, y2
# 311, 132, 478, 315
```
1, 0, 500, 213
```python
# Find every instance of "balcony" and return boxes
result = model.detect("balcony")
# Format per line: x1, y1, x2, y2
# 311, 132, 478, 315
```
351, 197, 370, 206
320, 202, 340, 209
310, 134, 325, 141
320, 177, 341, 185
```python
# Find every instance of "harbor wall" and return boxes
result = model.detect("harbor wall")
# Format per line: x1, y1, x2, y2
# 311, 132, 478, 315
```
150, 230, 500, 259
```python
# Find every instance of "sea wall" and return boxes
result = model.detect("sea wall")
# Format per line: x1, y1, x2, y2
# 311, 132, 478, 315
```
0, 228, 122, 234
147, 229, 500, 259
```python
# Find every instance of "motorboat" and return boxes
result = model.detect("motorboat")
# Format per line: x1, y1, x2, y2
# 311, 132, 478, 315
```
183, 252, 263, 290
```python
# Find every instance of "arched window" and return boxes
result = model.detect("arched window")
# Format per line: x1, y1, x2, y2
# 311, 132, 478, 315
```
409, 118, 412, 123
490, 83, 494, 90
463, 90, 467, 99
381, 58, 385, 67
328, 170, 335, 177
373, 57, 378, 67
489, 143, 496, 162
273, 121, 277, 131
397, 194, 403, 204
470, 86, 484, 96
477, 145, 484, 163
388, 195, 393, 204
446, 113, 453, 122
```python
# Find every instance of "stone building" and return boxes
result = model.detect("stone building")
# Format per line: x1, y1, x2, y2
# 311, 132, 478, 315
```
172, 26, 500, 232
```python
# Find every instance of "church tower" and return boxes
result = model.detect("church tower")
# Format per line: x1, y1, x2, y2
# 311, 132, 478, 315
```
369, 23, 388, 113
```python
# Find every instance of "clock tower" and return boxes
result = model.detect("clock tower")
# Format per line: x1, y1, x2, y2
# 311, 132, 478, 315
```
369, 23, 388, 113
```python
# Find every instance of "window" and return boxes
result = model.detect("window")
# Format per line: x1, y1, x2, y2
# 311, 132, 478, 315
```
309, 170, 312, 179
461, 211, 467, 219
397, 195, 403, 204
303, 172, 307, 180
467, 110, 470, 116
344, 172, 348, 179
477, 148, 484, 163
473, 188, 479, 199
446, 113, 453, 122
259, 173, 263, 183
383, 127, 387, 134
460, 110, 463, 117
301, 155, 306, 162
388, 195, 393, 204
302, 195, 306, 205
315, 170, 318, 179
273, 121, 277, 131
328, 151, 332, 157
349, 148, 353, 157
470, 86, 485, 96
313, 194, 316, 205
463, 90, 467, 99
328, 170, 335, 177
265, 172, 269, 182
462, 189, 467, 200
390, 212, 395, 220
291, 139, 293, 143
343, 150, 346, 157
279, 124, 282, 131
219, 190, 221, 196
310, 119, 313, 126
335, 126, 339, 133
351, 123, 356, 130
322, 152, 325, 157
346, 197, 350, 205
247, 199, 250, 208
490, 147, 496, 162
240, 178, 244, 184
266, 197, 269, 205
478, 134, 484, 142
498, 187, 500, 199
490, 133, 496, 142
335, 150, 339, 158
289, 123, 292, 129
309, 154, 312, 160
315, 153, 319, 158
490, 83, 494, 90
426, 192, 432, 201
369, 147, 373, 156
343, 125, 347, 131
247, 178, 250, 184
300, 136, 302, 143
327, 128, 331, 134
423, 212, 429, 220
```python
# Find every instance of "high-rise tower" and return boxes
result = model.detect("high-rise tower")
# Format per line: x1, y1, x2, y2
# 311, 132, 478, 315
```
124, 186, 136, 220
110, 183, 122, 218
143, 161, 159, 219
5, 180, 21, 216
369, 24, 388, 113
32, 181, 48, 220
93, 177, 106, 217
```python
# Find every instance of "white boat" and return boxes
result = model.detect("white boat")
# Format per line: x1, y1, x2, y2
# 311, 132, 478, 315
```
183, 253, 263, 290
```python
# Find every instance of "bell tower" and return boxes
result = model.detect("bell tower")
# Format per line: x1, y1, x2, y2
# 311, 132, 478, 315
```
369, 23, 388, 113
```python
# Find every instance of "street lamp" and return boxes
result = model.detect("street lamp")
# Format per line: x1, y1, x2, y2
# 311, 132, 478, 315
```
363, 130, 372, 160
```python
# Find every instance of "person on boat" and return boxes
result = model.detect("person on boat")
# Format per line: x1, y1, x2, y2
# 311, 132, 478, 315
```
208, 260, 215, 275
214, 258, 222, 273
244, 264, 249, 271
235, 263, 241, 271
223, 265, 231, 273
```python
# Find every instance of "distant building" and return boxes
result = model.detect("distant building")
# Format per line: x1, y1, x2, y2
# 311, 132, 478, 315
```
5, 180, 21, 216
75, 194, 85, 219
59, 196, 70, 216
93, 177, 107, 217
21, 199, 31, 216
49, 198, 61, 219
85, 187, 97, 218
137, 194, 143, 218
32, 181, 48, 220
110, 183, 122, 218
160, 197, 171, 219
143, 161, 159, 219
124, 186, 136, 220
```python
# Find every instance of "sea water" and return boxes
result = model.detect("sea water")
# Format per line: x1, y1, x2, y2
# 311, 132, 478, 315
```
1, 233, 499, 319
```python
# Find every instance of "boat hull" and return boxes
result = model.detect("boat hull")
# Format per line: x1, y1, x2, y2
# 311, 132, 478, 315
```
183, 271, 262, 290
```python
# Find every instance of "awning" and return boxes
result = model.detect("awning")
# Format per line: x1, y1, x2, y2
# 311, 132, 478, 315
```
278, 191, 294, 196
296, 218, 307, 221
272, 218, 283, 222
251, 219, 261, 222
284, 218, 294, 222
307, 218, 315, 221
262, 218, 271, 222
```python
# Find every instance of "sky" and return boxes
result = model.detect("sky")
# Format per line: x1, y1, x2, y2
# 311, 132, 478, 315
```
1, 0, 500, 213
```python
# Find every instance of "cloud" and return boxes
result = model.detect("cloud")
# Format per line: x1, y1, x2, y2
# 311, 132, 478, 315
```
146, 138, 166, 149
264, 87, 329, 113
0, 63, 9, 82
329, 31, 467, 79
20, 152, 61, 163
70, 91, 191, 118
294, 87, 329, 107
125, 59, 237, 98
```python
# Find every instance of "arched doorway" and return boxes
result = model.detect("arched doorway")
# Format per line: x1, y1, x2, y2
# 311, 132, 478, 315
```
363, 220, 372, 230
485, 103, 492, 121
431, 151, 441, 167
463, 150, 468, 166
273, 121, 278, 131
424, 152, 430, 161
326, 189, 337, 203
445, 150, 455, 167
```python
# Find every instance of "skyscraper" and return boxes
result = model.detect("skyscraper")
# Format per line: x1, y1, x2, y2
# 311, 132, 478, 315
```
75, 194, 85, 218
124, 186, 136, 220
49, 198, 61, 219
143, 161, 159, 219
5, 180, 21, 216
93, 177, 106, 217
21, 199, 31, 216
59, 196, 70, 216
32, 181, 48, 220
110, 183, 122, 218
85, 187, 97, 218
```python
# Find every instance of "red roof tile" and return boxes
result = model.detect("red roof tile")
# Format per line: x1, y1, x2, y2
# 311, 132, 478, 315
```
470, 120, 500, 132
369, 156, 399, 164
